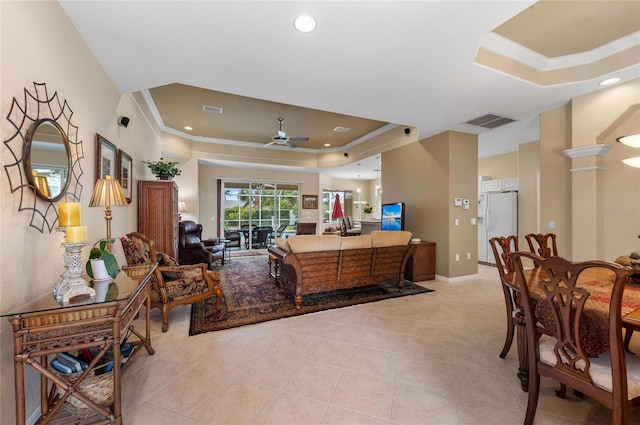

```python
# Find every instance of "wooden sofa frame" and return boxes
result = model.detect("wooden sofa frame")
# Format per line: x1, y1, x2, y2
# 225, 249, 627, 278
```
268, 239, 417, 309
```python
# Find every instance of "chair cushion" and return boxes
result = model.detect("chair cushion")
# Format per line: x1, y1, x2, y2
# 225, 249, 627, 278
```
149, 267, 208, 303
539, 338, 640, 398
371, 230, 412, 247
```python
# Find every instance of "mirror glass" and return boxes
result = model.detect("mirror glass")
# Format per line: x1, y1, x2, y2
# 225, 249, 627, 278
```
25, 119, 71, 201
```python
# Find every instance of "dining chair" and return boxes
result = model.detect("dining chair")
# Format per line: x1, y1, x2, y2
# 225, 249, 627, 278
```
509, 251, 640, 425
489, 235, 520, 359
525, 233, 558, 258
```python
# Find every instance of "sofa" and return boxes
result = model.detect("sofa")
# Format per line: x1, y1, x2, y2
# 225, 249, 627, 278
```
267, 231, 416, 309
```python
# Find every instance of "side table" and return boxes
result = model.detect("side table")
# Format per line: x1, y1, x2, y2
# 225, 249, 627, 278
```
219, 238, 231, 262
4, 264, 157, 424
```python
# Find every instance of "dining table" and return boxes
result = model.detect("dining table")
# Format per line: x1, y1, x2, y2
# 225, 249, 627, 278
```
504, 267, 640, 392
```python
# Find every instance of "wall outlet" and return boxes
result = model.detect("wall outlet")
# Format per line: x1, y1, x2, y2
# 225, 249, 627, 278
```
455, 253, 460, 261
455, 219, 459, 226
471, 218, 476, 225
467, 252, 471, 260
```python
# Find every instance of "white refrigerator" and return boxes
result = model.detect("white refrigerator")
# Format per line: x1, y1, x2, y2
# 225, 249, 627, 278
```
478, 191, 518, 264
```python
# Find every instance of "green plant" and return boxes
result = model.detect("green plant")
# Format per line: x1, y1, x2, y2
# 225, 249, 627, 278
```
363, 204, 373, 214
86, 238, 119, 279
144, 157, 181, 177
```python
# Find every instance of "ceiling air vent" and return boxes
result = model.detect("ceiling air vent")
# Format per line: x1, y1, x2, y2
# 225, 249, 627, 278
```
333, 126, 350, 133
203, 105, 223, 114
463, 114, 515, 129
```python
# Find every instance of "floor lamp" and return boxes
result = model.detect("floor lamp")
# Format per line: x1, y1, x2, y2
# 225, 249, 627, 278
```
89, 175, 127, 242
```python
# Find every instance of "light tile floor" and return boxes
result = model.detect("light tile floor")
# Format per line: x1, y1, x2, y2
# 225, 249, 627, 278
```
121, 264, 640, 424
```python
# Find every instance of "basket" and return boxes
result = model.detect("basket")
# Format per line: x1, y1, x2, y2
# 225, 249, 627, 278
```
122, 264, 153, 278
49, 362, 114, 418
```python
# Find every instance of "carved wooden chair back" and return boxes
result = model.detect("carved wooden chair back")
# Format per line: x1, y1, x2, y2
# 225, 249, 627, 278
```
508, 251, 639, 425
525, 233, 558, 258
488, 235, 521, 359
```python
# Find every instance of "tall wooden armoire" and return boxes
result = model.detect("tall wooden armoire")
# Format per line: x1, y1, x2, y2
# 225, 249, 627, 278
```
137, 180, 179, 258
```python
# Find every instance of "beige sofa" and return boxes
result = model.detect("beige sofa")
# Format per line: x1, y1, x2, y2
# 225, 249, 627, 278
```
267, 231, 416, 309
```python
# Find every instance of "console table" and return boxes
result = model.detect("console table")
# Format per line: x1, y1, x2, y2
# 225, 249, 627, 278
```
3, 264, 157, 425
405, 241, 436, 281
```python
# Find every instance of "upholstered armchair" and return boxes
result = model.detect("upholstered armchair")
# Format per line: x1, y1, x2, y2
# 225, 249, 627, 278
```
121, 232, 222, 332
340, 216, 361, 236
178, 220, 225, 268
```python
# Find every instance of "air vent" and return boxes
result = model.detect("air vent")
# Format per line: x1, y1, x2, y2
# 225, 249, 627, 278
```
333, 126, 350, 132
463, 114, 515, 129
203, 105, 223, 114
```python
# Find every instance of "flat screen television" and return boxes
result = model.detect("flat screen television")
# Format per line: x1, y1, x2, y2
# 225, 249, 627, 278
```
381, 202, 405, 231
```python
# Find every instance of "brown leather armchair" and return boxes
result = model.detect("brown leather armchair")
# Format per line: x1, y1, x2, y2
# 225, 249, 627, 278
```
178, 221, 225, 268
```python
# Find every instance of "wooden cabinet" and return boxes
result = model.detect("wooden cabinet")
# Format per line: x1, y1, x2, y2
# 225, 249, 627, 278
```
405, 241, 436, 281
138, 180, 179, 258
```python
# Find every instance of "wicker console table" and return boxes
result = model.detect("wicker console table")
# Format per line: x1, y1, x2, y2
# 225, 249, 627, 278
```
2, 264, 157, 425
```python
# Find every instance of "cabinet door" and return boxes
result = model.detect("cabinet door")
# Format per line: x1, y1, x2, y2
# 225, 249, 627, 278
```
481, 180, 501, 193
502, 178, 519, 191
138, 181, 178, 258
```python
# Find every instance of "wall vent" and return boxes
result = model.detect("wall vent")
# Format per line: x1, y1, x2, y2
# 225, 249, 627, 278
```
463, 114, 515, 129
203, 105, 223, 114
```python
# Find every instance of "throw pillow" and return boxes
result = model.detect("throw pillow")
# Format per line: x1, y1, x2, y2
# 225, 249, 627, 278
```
156, 252, 186, 280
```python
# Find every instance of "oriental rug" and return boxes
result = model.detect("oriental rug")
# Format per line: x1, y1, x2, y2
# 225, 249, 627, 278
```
189, 255, 433, 335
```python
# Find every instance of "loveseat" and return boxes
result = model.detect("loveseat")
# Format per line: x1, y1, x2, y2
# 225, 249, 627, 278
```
267, 231, 416, 309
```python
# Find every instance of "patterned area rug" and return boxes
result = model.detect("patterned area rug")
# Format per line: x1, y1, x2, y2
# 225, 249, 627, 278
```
189, 255, 434, 335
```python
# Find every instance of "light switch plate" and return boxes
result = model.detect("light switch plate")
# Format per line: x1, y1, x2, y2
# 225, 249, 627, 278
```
454, 198, 462, 206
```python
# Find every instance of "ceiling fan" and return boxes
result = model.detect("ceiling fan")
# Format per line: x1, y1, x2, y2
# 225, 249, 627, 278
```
263, 117, 309, 148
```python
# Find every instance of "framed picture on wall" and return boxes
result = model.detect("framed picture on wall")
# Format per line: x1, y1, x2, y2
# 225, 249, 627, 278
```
96, 134, 117, 181
302, 195, 318, 209
117, 149, 132, 203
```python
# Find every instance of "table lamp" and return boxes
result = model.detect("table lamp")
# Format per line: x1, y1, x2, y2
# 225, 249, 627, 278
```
178, 201, 187, 221
89, 175, 127, 240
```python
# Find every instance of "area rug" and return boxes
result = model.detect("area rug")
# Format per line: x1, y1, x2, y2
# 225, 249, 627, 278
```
189, 255, 434, 335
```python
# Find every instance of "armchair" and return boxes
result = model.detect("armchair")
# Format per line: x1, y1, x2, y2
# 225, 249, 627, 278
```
121, 232, 222, 332
340, 216, 361, 236
178, 220, 225, 268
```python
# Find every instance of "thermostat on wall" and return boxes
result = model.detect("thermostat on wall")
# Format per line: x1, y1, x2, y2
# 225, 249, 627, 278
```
454, 198, 462, 206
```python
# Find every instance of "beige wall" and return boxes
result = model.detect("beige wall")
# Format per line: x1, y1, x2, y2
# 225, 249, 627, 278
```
478, 151, 518, 179
570, 79, 640, 261
517, 141, 540, 248
383, 131, 478, 278
0, 2, 161, 421
539, 105, 572, 257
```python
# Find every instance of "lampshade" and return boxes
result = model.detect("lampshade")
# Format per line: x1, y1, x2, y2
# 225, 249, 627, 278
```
178, 201, 187, 212
89, 175, 127, 240
622, 156, 640, 168
89, 175, 127, 208
617, 134, 640, 148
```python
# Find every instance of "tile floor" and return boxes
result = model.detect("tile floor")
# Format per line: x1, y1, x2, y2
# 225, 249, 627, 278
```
120, 264, 640, 424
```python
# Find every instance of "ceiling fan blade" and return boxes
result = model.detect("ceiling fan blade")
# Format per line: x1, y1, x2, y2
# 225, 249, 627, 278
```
263, 141, 276, 147
289, 137, 309, 142
285, 142, 297, 148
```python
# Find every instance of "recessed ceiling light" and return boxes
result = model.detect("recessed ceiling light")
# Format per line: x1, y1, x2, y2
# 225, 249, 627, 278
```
324, 143, 331, 147
599, 77, 622, 86
294, 15, 316, 33
184, 126, 193, 131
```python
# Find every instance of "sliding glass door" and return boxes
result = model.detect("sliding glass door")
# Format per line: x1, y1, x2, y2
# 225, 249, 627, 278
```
222, 181, 299, 249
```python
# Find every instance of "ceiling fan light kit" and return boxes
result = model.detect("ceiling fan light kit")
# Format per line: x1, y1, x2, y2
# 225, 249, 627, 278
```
264, 117, 309, 148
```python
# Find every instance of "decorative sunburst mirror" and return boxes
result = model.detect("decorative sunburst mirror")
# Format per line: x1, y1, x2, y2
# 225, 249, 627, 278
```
3, 82, 84, 233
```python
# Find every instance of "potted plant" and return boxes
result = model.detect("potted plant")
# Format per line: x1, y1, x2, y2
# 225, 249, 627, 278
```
363, 204, 373, 214
86, 238, 119, 279
144, 157, 181, 180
